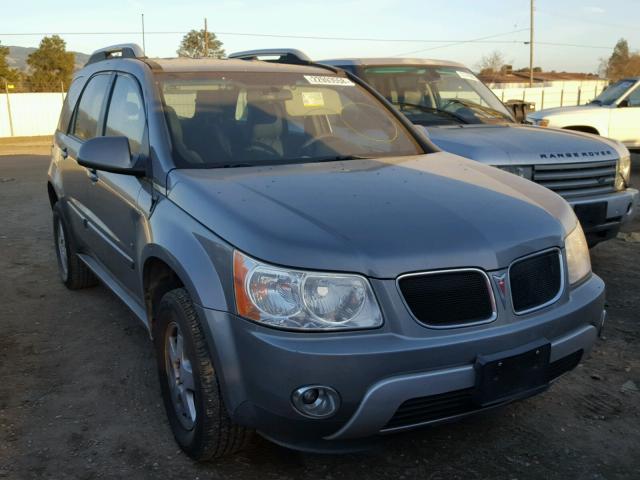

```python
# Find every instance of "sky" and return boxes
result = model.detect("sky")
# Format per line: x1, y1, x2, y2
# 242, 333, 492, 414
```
1, 0, 639, 73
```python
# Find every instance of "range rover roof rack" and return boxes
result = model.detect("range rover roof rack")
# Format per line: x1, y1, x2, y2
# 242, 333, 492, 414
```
229, 48, 313, 65
86, 43, 145, 66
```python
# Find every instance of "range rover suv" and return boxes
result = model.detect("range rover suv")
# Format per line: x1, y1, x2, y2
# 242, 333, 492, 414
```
230, 51, 637, 246
48, 44, 605, 460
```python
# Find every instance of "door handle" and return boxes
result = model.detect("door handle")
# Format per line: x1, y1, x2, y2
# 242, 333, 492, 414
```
87, 169, 99, 183
61, 147, 68, 159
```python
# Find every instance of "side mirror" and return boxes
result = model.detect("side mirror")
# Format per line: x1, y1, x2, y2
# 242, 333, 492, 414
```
77, 136, 145, 176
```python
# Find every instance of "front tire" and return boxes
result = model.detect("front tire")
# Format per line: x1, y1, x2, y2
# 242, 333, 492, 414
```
154, 288, 252, 461
52, 202, 97, 290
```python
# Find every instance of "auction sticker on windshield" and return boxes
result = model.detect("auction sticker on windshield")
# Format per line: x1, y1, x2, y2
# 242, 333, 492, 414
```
304, 75, 355, 86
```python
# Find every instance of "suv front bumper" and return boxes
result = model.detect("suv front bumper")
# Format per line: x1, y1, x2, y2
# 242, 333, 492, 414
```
196, 273, 605, 451
571, 187, 638, 239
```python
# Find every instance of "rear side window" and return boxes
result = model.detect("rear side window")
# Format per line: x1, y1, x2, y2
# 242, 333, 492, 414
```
105, 75, 146, 156
57, 78, 84, 133
72, 74, 111, 140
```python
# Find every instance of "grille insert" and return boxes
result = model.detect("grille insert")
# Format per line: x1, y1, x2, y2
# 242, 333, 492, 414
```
398, 270, 494, 327
510, 249, 562, 314
533, 160, 616, 199
384, 389, 475, 430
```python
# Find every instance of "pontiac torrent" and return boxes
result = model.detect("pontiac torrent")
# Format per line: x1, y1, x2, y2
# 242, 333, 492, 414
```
47, 44, 605, 460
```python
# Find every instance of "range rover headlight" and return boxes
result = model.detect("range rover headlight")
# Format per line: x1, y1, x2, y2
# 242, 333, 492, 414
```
565, 222, 591, 286
498, 165, 533, 180
615, 153, 631, 190
534, 118, 550, 127
233, 251, 383, 330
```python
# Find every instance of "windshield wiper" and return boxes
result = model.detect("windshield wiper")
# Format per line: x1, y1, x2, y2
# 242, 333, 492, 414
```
442, 98, 511, 120
393, 101, 468, 124
314, 155, 370, 162
589, 99, 602, 105
219, 163, 258, 168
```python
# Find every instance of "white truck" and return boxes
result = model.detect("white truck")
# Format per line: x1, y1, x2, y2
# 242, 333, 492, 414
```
527, 77, 640, 149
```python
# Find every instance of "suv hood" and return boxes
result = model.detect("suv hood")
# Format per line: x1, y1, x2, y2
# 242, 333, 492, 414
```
167, 153, 575, 278
424, 123, 621, 165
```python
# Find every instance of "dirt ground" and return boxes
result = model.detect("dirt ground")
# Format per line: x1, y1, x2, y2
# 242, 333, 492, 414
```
0, 143, 639, 479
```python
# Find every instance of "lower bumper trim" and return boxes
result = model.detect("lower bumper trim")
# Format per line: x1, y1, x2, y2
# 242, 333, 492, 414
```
326, 325, 596, 441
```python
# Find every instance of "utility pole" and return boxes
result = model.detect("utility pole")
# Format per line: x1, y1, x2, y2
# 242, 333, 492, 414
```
529, 0, 534, 87
141, 13, 146, 55
203, 18, 209, 57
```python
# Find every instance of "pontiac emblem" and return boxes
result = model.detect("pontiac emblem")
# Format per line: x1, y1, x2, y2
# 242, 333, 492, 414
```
493, 273, 507, 303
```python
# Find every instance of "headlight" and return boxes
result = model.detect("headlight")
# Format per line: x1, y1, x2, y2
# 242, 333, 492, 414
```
534, 118, 549, 127
498, 165, 533, 180
233, 251, 383, 330
615, 153, 631, 190
565, 222, 591, 286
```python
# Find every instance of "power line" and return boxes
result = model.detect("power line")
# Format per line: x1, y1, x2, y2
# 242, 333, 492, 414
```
392, 29, 530, 56
0, 29, 615, 51
0, 29, 529, 43
535, 41, 612, 50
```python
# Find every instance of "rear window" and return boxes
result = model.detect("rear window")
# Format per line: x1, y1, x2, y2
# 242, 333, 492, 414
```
157, 71, 423, 168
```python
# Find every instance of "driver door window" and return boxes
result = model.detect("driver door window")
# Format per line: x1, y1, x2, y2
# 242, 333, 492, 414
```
105, 74, 147, 157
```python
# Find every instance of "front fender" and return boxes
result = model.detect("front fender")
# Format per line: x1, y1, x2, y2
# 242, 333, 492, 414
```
139, 196, 241, 415
140, 196, 235, 312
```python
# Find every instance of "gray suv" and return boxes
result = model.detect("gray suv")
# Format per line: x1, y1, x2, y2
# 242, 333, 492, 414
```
48, 44, 605, 460
230, 51, 637, 247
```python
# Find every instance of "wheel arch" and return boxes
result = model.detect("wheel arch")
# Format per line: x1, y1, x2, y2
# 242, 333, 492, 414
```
140, 239, 234, 329
47, 182, 59, 208
563, 125, 600, 135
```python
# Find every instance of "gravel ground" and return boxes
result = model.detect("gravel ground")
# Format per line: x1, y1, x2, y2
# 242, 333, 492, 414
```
0, 146, 639, 479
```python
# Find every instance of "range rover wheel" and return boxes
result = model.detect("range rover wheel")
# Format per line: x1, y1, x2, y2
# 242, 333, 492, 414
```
154, 288, 252, 460
52, 203, 97, 290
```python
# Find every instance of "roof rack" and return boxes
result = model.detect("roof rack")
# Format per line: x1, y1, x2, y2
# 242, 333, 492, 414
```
229, 48, 313, 65
86, 43, 145, 66
228, 48, 340, 74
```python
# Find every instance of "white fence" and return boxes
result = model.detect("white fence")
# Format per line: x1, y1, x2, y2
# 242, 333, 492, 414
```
0, 83, 609, 138
492, 84, 607, 110
1, 92, 65, 138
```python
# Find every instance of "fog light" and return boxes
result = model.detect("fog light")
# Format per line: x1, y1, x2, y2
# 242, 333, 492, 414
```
291, 386, 340, 418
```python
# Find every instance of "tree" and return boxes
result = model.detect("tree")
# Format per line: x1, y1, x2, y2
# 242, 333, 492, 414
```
478, 51, 506, 76
27, 35, 74, 91
177, 29, 225, 59
0, 41, 20, 84
601, 38, 640, 80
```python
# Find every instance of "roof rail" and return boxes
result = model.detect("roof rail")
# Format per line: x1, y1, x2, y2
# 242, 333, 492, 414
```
86, 43, 145, 66
229, 49, 313, 65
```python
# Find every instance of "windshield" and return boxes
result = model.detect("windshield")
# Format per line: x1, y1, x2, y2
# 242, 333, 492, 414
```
359, 66, 513, 126
590, 79, 637, 105
157, 71, 423, 168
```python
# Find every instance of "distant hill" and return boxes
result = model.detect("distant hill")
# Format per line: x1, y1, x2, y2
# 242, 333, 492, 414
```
6, 46, 90, 72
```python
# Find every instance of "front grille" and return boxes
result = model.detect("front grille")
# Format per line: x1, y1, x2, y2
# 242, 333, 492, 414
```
383, 351, 583, 431
510, 250, 562, 313
533, 160, 617, 199
398, 270, 494, 327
